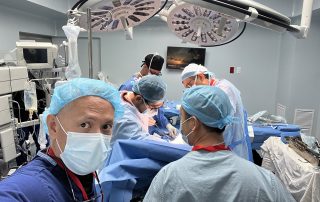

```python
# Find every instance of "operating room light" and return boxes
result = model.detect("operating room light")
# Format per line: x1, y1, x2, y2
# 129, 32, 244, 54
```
77, 0, 164, 32
167, 2, 240, 46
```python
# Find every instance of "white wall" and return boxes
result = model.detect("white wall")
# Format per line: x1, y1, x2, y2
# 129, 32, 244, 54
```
99, 20, 282, 115
276, 13, 320, 138
0, 4, 58, 53
26, 0, 76, 13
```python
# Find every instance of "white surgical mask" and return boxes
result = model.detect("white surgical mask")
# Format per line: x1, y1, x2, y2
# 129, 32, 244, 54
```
179, 117, 195, 145
142, 98, 158, 117
143, 108, 158, 117
55, 117, 111, 175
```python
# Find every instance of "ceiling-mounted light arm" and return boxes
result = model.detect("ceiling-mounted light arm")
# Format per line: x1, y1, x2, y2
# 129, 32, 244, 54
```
291, 0, 314, 39
120, 16, 133, 40
182, 0, 302, 34
244, 7, 258, 22
157, 0, 180, 22
72, 0, 89, 10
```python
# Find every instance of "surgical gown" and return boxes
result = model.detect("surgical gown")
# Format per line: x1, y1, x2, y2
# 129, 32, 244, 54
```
111, 92, 150, 146
144, 150, 295, 202
215, 79, 252, 160
119, 75, 169, 134
0, 151, 97, 202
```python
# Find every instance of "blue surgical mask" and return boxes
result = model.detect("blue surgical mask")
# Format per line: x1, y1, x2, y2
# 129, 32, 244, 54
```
179, 117, 194, 145
55, 117, 111, 175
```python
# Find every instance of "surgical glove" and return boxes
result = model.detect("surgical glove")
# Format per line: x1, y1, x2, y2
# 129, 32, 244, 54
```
166, 124, 177, 138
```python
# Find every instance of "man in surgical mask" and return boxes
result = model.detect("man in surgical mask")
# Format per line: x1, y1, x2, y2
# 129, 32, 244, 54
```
119, 54, 164, 92
0, 78, 123, 202
111, 75, 167, 145
119, 53, 178, 138
144, 86, 295, 202
181, 63, 252, 161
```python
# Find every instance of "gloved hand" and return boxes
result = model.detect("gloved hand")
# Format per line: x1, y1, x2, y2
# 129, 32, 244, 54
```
166, 124, 178, 138
148, 118, 156, 126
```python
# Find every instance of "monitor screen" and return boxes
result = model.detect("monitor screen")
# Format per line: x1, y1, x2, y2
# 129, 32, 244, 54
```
23, 48, 48, 63
166, 46, 205, 69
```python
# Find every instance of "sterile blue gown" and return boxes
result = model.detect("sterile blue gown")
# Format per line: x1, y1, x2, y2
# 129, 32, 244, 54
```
144, 150, 295, 202
119, 75, 169, 134
216, 79, 252, 161
0, 151, 98, 202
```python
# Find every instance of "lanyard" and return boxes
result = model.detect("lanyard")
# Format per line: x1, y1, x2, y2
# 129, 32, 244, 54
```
192, 144, 230, 152
47, 148, 91, 201
209, 79, 217, 86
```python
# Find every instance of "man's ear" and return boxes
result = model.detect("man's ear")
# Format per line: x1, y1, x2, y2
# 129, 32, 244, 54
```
198, 73, 206, 82
135, 95, 143, 102
190, 117, 200, 131
47, 114, 58, 139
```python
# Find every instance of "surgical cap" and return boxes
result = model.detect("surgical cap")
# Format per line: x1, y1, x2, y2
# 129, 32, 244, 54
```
181, 63, 210, 82
132, 75, 167, 103
182, 86, 233, 129
143, 54, 164, 71
42, 78, 124, 134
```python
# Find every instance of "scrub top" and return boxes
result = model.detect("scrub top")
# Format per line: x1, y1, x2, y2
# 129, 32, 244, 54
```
0, 150, 99, 202
144, 150, 295, 202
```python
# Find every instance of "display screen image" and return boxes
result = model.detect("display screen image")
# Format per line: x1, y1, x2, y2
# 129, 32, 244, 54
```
166, 46, 205, 69
23, 48, 48, 63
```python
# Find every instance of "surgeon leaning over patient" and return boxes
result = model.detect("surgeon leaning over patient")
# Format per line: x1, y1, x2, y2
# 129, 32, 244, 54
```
144, 86, 295, 202
181, 63, 251, 160
119, 53, 177, 138
0, 78, 123, 201
111, 75, 167, 145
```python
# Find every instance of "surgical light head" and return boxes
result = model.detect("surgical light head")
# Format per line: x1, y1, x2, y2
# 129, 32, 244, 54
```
182, 86, 233, 129
76, 0, 164, 32
132, 75, 167, 103
42, 78, 124, 134
166, 2, 240, 46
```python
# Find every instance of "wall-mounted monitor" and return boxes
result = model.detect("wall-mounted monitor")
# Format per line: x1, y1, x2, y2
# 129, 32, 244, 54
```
166, 46, 206, 69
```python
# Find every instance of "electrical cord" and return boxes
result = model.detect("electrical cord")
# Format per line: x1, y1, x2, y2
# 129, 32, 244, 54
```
10, 100, 26, 142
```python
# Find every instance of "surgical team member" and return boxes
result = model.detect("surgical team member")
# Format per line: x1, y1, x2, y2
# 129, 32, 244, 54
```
119, 53, 177, 138
144, 86, 295, 202
0, 78, 123, 201
181, 63, 251, 160
111, 75, 167, 145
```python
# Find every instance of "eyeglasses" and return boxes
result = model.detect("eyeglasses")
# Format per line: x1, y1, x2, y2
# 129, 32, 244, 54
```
185, 80, 194, 88
185, 76, 197, 88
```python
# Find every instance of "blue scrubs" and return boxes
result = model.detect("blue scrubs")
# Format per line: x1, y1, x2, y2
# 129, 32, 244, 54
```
0, 150, 97, 202
119, 75, 169, 135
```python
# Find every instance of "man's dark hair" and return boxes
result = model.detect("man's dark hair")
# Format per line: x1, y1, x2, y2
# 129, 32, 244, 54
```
143, 54, 164, 71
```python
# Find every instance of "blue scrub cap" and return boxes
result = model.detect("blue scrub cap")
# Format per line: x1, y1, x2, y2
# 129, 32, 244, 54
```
182, 86, 233, 129
132, 75, 167, 103
181, 63, 214, 82
42, 78, 123, 134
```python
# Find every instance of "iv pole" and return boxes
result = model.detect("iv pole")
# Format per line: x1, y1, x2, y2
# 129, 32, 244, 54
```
87, 8, 93, 79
